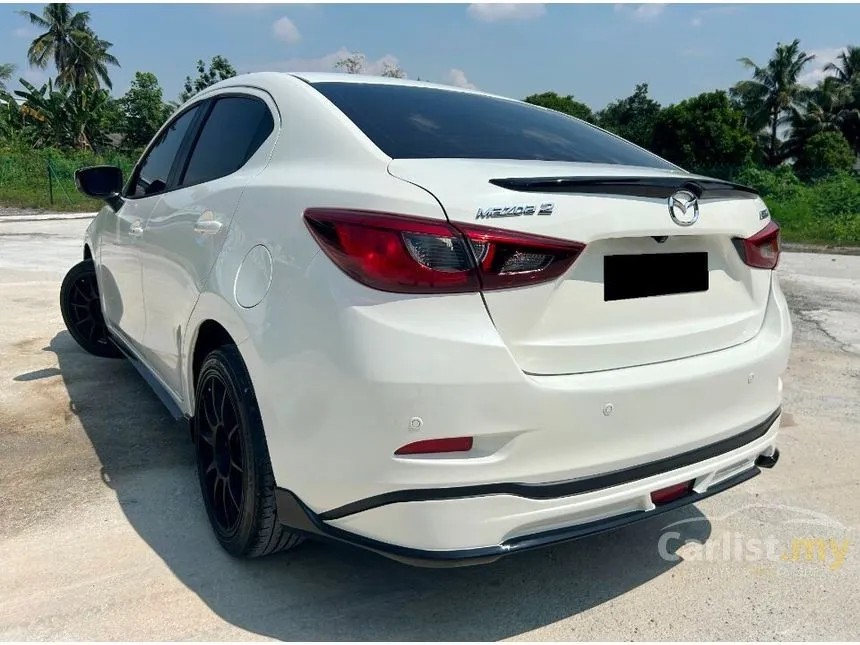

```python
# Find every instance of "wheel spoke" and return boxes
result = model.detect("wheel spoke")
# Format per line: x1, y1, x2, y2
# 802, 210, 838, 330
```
73, 284, 89, 305
200, 426, 216, 446
220, 475, 230, 521
220, 384, 228, 426
230, 458, 243, 473
202, 385, 217, 429
206, 460, 216, 474
210, 380, 220, 426
227, 476, 241, 512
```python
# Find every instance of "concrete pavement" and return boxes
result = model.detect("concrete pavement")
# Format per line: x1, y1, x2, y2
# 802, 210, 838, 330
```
0, 218, 857, 640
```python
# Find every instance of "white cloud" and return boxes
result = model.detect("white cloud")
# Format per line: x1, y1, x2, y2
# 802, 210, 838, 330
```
691, 16, 702, 27
272, 16, 301, 44
614, 3, 665, 21
467, 3, 545, 22
799, 47, 843, 87
443, 69, 477, 90
251, 48, 404, 76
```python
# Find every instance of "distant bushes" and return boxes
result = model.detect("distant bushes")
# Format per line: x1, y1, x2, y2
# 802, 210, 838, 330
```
733, 165, 860, 245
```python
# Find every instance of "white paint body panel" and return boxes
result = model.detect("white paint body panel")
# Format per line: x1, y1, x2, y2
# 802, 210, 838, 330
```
83, 72, 793, 554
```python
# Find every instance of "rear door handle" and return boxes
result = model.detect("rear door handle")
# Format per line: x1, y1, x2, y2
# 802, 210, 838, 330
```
129, 220, 144, 238
194, 220, 223, 235
194, 211, 223, 235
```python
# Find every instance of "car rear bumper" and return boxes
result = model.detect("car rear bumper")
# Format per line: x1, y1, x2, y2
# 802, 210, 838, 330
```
275, 409, 782, 566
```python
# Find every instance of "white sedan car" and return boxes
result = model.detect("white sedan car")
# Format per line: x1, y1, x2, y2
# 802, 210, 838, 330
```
63, 72, 791, 567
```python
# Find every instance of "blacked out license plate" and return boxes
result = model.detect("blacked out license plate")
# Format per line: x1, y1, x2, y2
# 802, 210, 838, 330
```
604, 252, 709, 302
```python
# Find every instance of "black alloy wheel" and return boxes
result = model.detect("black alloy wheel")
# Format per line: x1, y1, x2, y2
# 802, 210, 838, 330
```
59, 259, 124, 358
193, 345, 304, 558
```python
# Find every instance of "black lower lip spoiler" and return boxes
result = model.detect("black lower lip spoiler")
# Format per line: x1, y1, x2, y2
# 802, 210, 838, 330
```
274, 466, 767, 569
488, 176, 760, 200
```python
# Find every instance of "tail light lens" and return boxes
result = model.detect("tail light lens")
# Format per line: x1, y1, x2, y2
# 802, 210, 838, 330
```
734, 220, 781, 270
304, 209, 585, 294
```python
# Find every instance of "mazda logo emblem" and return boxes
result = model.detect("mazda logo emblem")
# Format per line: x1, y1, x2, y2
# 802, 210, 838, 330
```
668, 190, 699, 227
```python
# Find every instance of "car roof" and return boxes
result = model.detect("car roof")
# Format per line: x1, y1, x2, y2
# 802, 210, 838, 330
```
202, 71, 518, 105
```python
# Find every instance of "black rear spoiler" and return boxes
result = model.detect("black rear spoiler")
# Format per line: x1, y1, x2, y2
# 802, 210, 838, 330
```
489, 176, 760, 200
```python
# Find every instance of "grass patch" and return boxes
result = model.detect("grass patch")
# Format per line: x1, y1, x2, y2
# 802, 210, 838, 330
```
0, 148, 138, 212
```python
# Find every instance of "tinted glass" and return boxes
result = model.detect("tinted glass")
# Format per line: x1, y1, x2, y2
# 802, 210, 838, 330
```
312, 82, 676, 169
180, 96, 274, 187
131, 105, 200, 197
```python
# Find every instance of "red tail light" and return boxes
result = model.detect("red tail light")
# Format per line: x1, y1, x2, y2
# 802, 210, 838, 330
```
395, 437, 474, 455
734, 220, 781, 270
303, 209, 585, 294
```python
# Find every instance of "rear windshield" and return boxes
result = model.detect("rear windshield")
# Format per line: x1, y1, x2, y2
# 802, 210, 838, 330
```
311, 81, 676, 169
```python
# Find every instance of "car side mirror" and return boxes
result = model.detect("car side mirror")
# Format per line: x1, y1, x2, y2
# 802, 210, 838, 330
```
75, 165, 124, 201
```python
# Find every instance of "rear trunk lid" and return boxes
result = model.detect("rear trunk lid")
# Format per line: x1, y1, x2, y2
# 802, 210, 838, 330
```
388, 158, 774, 375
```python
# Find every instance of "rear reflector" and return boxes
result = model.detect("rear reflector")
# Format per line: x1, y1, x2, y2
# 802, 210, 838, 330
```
650, 481, 694, 505
304, 208, 585, 294
734, 220, 781, 270
395, 437, 474, 455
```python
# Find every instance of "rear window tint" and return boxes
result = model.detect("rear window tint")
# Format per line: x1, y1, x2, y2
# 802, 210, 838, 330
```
311, 82, 675, 169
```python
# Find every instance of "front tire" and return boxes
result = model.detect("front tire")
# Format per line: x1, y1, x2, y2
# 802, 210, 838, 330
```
59, 259, 124, 359
193, 345, 304, 558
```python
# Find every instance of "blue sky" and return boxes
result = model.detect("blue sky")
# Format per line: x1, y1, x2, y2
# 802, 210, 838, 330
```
2, 2, 858, 110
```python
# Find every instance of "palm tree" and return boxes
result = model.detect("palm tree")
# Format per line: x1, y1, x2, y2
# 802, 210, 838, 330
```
787, 77, 851, 158
824, 45, 860, 155
825, 46, 860, 86
17, 3, 119, 91
730, 39, 815, 166
58, 31, 120, 90
0, 63, 15, 94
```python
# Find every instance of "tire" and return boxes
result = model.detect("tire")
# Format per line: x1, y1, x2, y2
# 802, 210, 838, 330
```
193, 344, 304, 558
59, 259, 124, 359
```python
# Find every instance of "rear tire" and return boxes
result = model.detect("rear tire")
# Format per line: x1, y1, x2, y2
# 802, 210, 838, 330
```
193, 344, 304, 558
59, 259, 124, 359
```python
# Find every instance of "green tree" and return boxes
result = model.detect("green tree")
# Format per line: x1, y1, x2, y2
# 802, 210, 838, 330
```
333, 53, 406, 78
334, 53, 366, 74
595, 83, 661, 149
825, 45, 860, 85
793, 130, 856, 181
178, 55, 236, 103
0, 63, 15, 94
787, 77, 853, 159
57, 30, 120, 91
823, 45, 860, 154
524, 91, 595, 123
17, 3, 119, 91
730, 39, 815, 166
13, 77, 111, 150
119, 71, 168, 148
651, 91, 756, 177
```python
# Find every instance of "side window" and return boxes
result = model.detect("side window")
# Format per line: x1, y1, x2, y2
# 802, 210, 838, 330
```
179, 96, 274, 188
129, 105, 200, 198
